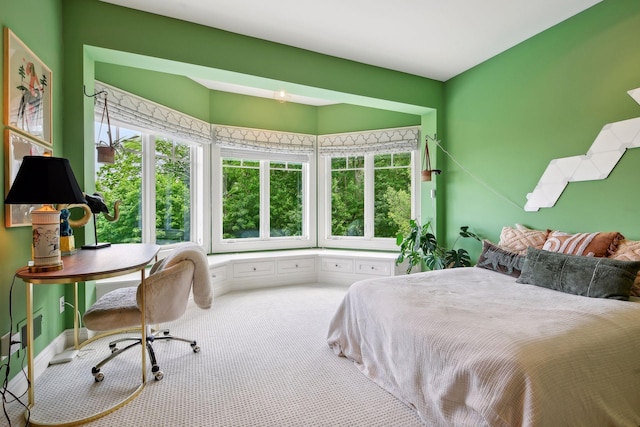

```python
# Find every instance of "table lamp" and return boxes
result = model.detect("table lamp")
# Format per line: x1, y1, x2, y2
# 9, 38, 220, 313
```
4, 156, 86, 272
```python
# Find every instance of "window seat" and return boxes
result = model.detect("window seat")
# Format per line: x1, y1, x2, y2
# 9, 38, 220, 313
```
96, 248, 405, 298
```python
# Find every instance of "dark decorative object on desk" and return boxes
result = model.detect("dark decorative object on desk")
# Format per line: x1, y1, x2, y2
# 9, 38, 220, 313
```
82, 192, 112, 249
396, 219, 481, 273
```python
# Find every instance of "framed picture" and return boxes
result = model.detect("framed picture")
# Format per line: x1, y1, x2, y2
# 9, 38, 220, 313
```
3, 27, 52, 146
4, 128, 53, 227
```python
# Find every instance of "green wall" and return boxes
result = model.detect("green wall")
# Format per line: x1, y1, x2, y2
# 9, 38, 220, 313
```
0, 0, 66, 379
95, 63, 210, 122
209, 90, 318, 133
95, 62, 421, 135
317, 104, 420, 135
444, 0, 640, 258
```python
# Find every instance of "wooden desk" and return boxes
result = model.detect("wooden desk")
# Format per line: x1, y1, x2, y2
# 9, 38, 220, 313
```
16, 243, 160, 426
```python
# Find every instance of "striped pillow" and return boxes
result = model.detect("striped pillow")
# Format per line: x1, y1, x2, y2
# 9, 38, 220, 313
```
542, 230, 623, 258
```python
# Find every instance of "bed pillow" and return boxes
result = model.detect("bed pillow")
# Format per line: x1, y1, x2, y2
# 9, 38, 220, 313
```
516, 247, 640, 300
542, 230, 623, 257
608, 239, 640, 297
476, 240, 525, 278
498, 224, 548, 255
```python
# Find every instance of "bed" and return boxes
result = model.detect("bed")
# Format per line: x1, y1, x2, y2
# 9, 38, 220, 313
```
327, 266, 640, 426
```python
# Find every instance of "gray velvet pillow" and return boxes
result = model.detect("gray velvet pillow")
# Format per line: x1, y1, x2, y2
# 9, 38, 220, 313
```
516, 247, 640, 300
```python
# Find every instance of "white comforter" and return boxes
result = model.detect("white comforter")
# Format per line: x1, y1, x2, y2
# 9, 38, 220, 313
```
327, 267, 640, 426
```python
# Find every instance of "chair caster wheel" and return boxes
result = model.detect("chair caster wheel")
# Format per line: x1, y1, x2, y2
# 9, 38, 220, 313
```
154, 371, 164, 381
191, 343, 200, 353
92, 367, 104, 382
111, 347, 119, 354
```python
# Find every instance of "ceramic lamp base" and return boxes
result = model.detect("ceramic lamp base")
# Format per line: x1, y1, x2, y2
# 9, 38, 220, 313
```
31, 205, 63, 270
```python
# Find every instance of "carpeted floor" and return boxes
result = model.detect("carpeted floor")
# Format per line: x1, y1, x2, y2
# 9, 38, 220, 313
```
3, 284, 423, 426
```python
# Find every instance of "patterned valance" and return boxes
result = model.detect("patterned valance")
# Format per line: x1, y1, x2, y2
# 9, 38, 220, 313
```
213, 124, 316, 156
318, 126, 420, 157
94, 81, 212, 145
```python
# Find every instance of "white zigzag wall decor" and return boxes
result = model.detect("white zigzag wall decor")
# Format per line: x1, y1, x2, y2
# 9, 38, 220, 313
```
525, 87, 640, 212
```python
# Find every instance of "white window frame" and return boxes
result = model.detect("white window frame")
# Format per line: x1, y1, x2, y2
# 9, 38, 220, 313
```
94, 118, 205, 252
211, 144, 317, 253
317, 150, 420, 251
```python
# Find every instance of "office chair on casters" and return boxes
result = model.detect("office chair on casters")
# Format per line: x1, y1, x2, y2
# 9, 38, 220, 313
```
83, 243, 213, 382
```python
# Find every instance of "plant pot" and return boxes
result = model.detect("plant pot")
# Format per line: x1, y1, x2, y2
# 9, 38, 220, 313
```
421, 169, 441, 182
97, 146, 116, 164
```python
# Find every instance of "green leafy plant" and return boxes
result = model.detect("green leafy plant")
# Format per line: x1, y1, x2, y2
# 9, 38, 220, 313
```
395, 219, 481, 273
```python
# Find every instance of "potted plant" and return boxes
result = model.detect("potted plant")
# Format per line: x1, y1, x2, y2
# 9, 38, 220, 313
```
422, 135, 442, 182
93, 90, 124, 164
396, 219, 481, 273
96, 136, 126, 164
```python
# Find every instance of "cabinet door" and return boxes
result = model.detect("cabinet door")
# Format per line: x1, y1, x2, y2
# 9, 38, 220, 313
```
277, 257, 316, 274
210, 266, 228, 283
355, 259, 392, 276
233, 261, 276, 278
320, 257, 354, 273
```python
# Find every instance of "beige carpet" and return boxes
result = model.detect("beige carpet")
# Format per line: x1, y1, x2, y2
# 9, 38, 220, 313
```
4, 283, 423, 426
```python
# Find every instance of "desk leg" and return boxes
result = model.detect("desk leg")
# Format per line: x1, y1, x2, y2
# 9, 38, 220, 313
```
26, 281, 34, 406
73, 282, 79, 350
140, 268, 147, 383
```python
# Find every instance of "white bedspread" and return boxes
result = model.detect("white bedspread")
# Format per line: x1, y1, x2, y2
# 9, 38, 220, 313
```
327, 267, 640, 426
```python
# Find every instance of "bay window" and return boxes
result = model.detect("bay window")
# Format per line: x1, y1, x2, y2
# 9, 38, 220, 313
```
93, 82, 420, 254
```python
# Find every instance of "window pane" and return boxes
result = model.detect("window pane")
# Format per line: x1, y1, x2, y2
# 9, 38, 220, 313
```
155, 137, 191, 245
270, 162, 302, 237
95, 127, 143, 244
394, 152, 411, 167
374, 152, 411, 238
331, 157, 346, 169
374, 153, 391, 167
331, 156, 364, 236
223, 157, 260, 239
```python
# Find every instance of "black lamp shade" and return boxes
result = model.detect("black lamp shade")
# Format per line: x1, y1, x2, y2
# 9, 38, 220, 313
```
4, 156, 86, 205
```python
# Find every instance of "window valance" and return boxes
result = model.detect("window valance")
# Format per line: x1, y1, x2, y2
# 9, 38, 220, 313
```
94, 81, 212, 145
318, 126, 420, 157
213, 125, 316, 160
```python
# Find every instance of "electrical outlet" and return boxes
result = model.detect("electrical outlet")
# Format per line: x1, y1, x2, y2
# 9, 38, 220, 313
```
1, 332, 21, 357
60, 296, 65, 313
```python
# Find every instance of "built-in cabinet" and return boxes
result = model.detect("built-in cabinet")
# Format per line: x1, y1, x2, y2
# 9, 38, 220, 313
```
97, 249, 406, 299
213, 249, 405, 295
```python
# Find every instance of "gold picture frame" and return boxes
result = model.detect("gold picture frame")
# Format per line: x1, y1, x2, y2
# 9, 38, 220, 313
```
4, 128, 53, 227
3, 27, 52, 146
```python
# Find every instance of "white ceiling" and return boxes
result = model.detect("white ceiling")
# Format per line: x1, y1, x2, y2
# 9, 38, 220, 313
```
100, 0, 602, 105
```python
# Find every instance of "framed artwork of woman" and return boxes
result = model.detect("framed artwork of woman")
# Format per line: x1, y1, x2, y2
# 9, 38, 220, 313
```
3, 27, 52, 146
